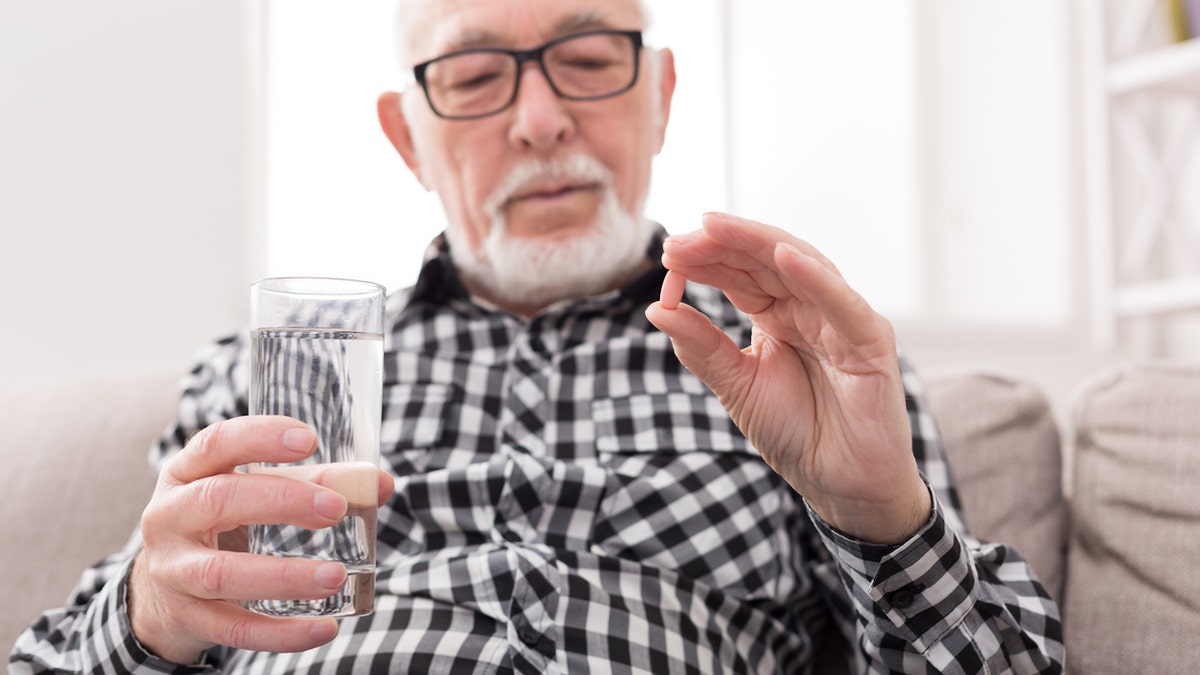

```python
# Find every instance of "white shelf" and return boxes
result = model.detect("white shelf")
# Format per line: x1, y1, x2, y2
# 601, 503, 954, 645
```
1083, 1, 1200, 350
1108, 38, 1200, 96
1115, 277, 1200, 316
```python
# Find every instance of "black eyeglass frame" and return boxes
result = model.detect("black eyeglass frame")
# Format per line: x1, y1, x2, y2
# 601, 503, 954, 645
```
412, 29, 645, 121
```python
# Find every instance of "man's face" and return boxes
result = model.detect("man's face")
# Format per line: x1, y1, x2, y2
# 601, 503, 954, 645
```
383, 0, 675, 311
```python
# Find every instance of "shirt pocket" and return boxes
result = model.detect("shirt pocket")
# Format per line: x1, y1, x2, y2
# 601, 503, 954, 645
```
382, 382, 460, 473
591, 392, 756, 456
589, 392, 792, 600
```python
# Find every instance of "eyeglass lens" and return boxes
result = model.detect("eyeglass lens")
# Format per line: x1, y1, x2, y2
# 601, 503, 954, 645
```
423, 32, 638, 119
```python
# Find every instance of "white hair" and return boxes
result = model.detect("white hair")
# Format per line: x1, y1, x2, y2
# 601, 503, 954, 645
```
392, 0, 652, 67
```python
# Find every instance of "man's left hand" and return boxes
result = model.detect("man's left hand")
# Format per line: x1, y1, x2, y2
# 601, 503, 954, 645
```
646, 212, 931, 545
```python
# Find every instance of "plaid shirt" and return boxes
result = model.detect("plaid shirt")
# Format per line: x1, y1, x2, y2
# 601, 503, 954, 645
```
11, 233, 1063, 674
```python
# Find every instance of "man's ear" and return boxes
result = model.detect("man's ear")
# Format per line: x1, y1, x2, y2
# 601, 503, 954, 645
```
652, 48, 677, 155
377, 91, 429, 189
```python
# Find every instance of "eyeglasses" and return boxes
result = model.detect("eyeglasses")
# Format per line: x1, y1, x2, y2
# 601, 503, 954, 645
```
412, 30, 643, 121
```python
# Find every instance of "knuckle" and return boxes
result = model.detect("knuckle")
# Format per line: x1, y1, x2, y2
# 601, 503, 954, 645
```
139, 498, 166, 535
219, 613, 258, 649
199, 420, 258, 469
191, 475, 237, 525
275, 475, 313, 510
185, 425, 216, 457
140, 489, 185, 544
256, 471, 315, 520
283, 558, 320, 589
189, 421, 232, 459
193, 554, 229, 597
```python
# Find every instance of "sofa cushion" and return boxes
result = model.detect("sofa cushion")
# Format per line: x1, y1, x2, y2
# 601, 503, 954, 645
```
1065, 362, 1200, 674
0, 369, 179, 655
922, 371, 1066, 602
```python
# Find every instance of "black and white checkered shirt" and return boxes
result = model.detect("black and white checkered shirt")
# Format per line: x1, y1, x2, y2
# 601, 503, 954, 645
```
11, 233, 1064, 673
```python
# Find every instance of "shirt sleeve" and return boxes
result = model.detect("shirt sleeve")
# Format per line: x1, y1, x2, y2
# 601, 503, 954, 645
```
8, 335, 248, 674
8, 539, 217, 675
806, 355, 1065, 674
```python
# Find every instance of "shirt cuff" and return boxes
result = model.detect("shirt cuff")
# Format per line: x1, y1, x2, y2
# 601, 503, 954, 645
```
806, 480, 978, 652
80, 557, 218, 673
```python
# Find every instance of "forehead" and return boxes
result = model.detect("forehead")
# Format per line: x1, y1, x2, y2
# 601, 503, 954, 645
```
404, 0, 646, 62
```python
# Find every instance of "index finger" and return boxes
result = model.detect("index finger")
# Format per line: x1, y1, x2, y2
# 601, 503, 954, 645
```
166, 416, 317, 485
662, 213, 836, 312
701, 212, 841, 276
773, 240, 893, 350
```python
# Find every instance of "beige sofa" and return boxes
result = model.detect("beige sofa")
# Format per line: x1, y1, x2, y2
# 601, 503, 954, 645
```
4, 363, 1200, 672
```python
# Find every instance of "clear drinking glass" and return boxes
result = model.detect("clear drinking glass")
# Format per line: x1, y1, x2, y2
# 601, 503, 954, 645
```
247, 277, 385, 617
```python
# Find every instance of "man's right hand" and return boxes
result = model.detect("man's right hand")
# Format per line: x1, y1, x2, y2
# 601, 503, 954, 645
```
128, 416, 389, 665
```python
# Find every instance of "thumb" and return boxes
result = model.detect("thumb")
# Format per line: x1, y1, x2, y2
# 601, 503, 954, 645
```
645, 300, 747, 396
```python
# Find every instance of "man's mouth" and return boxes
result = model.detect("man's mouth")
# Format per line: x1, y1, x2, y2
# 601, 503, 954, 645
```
509, 182, 602, 204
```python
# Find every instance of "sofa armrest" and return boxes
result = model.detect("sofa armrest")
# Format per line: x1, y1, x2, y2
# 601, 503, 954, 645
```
0, 369, 180, 654
1065, 361, 1200, 674
922, 371, 1066, 602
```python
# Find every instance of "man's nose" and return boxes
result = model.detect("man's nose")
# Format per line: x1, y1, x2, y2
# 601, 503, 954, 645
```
507, 62, 575, 150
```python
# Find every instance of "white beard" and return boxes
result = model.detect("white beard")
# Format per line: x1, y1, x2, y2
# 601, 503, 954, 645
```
445, 155, 657, 311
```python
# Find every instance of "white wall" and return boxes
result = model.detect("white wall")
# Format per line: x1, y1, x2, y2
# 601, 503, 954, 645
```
0, 0, 262, 386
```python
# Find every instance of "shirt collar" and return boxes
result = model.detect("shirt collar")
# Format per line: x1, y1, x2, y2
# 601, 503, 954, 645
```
405, 228, 669, 315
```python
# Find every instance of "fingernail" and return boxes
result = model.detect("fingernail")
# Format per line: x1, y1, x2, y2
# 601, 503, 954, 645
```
314, 491, 347, 520
310, 618, 339, 643
664, 231, 696, 248
777, 242, 805, 262
282, 427, 316, 454
315, 562, 346, 590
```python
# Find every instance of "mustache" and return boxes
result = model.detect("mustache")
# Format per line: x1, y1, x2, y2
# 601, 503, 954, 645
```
483, 155, 613, 223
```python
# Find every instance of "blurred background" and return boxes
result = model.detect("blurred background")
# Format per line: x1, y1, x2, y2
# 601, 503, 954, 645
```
2, 0, 1198, 427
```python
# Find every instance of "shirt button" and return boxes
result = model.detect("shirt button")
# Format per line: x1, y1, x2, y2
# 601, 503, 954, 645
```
517, 623, 541, 646
889, 583, 924, 610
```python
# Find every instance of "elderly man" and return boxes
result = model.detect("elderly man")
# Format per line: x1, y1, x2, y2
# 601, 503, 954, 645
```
11, 0, 1063, 672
